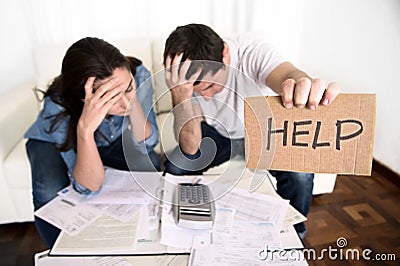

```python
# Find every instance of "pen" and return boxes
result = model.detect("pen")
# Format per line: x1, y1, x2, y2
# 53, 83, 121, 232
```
192, 177, 201, 185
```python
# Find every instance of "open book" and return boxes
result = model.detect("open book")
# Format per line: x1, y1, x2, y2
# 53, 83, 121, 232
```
50, 209, 190, 256
49, 169, 191, 256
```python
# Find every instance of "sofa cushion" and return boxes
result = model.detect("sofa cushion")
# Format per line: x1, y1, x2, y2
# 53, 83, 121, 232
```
0, 81, 37, 161
156, 112, 178, 155
3, 139, 32, 189
151, 39, 173, 114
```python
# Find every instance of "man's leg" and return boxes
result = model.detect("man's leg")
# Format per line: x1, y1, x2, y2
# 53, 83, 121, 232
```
165, 122, 233, 175
269, 170, 314, 239
26, 139, 70, 248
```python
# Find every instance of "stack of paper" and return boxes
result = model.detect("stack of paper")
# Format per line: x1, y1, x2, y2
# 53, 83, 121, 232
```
159, 170, 307, 264
35, 169, 162, 237
35, 169, 191, 256
35, 168, 307, 263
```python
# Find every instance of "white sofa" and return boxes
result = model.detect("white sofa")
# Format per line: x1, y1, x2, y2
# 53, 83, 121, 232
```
0, 38, 336, 224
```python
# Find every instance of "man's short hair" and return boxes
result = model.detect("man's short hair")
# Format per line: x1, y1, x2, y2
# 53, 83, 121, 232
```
163, 24, 225, 81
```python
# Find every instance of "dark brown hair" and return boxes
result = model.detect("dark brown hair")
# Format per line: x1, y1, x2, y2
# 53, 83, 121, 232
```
163, 24, 225, 81
45, 37, 142, 151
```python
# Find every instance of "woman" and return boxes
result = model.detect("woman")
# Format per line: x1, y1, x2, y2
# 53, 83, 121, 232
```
25, 37, 160, 247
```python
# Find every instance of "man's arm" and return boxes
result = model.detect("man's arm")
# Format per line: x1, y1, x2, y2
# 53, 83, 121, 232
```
266, 62, 340, 110
171, 96, 203, 155
165, 54, 203, 155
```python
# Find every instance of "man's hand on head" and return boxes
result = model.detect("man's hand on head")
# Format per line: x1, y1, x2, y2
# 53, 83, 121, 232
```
164, 54, 202, 105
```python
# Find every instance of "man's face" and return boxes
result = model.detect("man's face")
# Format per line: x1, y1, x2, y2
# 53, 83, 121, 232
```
192, 66, 228, 101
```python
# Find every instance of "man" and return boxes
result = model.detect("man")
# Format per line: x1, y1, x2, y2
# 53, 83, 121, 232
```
162, 23, 340, 239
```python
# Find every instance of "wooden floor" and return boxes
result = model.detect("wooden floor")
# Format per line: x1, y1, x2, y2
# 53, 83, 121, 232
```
0, 169, 399, 266
304, 169, 400, 265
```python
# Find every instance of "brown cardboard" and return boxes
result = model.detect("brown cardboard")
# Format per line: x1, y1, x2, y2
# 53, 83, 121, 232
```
244, 94, 376, 175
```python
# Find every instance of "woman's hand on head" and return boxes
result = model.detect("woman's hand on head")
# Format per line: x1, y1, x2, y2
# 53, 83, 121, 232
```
77, 77, 123, 139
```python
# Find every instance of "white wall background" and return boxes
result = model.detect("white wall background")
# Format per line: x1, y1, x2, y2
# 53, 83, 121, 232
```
0, 0, 399, 174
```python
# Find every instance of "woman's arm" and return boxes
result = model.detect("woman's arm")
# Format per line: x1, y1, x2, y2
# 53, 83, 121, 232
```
128, 66, 159, 149
73, 77, 123, 192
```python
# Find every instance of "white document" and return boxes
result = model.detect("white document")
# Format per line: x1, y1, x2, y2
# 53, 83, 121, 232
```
283, 205, 307, 229
188, 236, 265, 266
159, 174, 212, 249
189, 235, 307, 266
221, 169, 307, 228
279, 226, 304, 249
215, 186, 289, 229
51, 212, 189, 256
51, 215, 138, 255
57, 169, 163, 205
212, 207, 235, 233
212, 221, 282, 250
160, 202, 211, 249
34, 196, 103, 236
94, 203, 142, 223
82, 169, 163, 204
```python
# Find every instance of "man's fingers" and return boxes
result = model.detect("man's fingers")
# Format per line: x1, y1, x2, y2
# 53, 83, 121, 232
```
165, 54, 184, 86
293, 77, 312, 108
165, 55, 172, 69
307, 78, 326, 110
281, 78, 340, 110
281, 78, 296, 108
321, 82, 340, 106
171, 53, 184, 84
281, 78, 314, 108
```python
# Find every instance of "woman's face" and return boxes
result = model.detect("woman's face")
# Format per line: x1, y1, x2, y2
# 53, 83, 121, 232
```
93, 67, 136, 116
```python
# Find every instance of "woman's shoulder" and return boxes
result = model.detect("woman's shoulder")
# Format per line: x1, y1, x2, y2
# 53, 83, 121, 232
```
135, 63, 151, 77
41, 96, 65, 117
134, 64, 152, 89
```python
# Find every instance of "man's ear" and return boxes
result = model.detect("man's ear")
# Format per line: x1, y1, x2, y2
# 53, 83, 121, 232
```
222, 43, 230, 64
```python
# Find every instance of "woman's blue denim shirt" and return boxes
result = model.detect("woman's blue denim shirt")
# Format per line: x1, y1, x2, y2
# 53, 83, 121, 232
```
24, 65, 159, 194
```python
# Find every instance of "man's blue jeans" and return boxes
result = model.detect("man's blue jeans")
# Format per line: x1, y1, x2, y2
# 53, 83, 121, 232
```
26, 135, 160, 248
165, 122, 313, 236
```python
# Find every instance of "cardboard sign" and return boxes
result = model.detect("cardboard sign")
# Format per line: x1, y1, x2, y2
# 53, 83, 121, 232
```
244, 94, 376, 175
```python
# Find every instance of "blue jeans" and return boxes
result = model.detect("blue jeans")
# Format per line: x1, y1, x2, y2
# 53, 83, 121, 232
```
164, 122, 313, 235
26, 134, 160, 248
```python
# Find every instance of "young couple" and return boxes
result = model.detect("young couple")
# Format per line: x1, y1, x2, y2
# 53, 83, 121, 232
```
26, 24, 340, 247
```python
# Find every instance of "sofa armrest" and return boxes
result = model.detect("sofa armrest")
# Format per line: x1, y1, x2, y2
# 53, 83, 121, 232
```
0, 80, 37, 162
0, 80, 37, 223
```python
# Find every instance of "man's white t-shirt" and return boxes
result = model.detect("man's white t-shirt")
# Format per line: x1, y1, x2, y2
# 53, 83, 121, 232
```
195, 36, 285, 139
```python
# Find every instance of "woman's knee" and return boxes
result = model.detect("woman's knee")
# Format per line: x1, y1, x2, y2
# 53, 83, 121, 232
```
26, 140, 70, 209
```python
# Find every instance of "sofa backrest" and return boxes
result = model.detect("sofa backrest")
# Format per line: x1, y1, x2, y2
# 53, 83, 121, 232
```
151, 39, 172, 114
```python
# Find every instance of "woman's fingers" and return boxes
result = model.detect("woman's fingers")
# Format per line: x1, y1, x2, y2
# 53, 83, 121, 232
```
84, 77, 96, 100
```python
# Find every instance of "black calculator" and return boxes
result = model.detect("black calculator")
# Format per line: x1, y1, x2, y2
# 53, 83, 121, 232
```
172, 183, 215, 230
